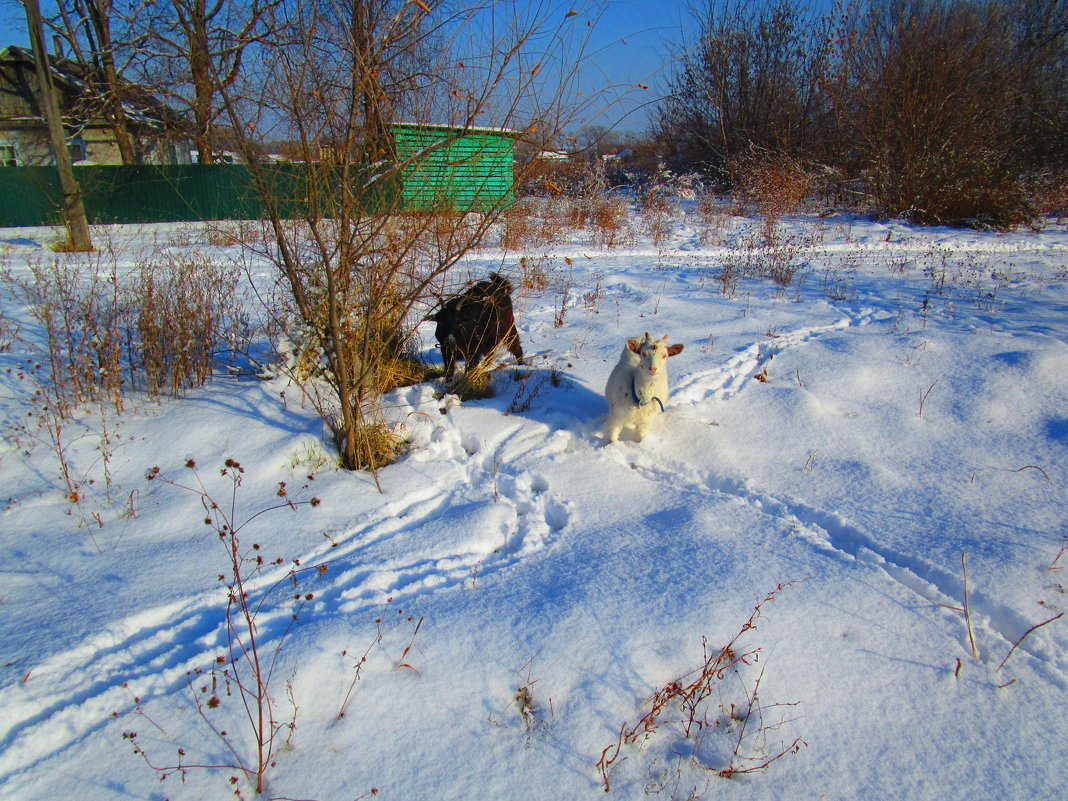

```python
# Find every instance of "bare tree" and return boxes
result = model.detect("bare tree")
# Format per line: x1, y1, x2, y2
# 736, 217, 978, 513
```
835, 0, 1032, 225
24, 0, 92, 250
1008, 0, 1068, 173
138, 0, 281, 163
654, 0, 837, 182
48, 0, 140, 163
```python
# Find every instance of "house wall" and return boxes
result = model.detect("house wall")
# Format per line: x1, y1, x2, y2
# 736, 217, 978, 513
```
0, 119, 191, 167
392, 123, 519, 212
0, 125, 126, 166
0, 128, 51, 166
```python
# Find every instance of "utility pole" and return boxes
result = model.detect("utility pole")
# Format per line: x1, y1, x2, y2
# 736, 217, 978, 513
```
24, 0, 93, 251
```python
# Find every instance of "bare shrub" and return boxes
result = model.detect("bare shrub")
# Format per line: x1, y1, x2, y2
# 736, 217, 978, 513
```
518, 152, 588, 199
507, 365, 565, 414
564, 197, 590, 231
634, 166, 696, 246
500, 199, 569, 251
7, 256, 125, 417
2, 246, 245, 420
716, 226, 816, 290
128, 253, 246, 398
591, 195, 629, 248
713, 259, 740, 297
500, 200, 540, 251
1030, 171, 1068, 221
563, 159, 610, 230
0, 306, 16, 351
839, 0, 1036, 227
127, 460, 323, 795
727, 147, 813, 231
518, 255, 550, 292
697, 192, 730, 245
535, 199, 570, 243
517, 254, 572, 295
562, 158, 633, 247
212, 1, 596, 478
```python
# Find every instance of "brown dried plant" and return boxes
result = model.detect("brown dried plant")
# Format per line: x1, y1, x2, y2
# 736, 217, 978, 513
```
728, 148, 813, 240
597, 583, 805, 792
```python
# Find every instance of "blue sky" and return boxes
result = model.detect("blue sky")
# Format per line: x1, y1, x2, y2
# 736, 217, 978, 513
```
0, 0, 697, 134
1, 1, 31, 49
571, 0, 693, 132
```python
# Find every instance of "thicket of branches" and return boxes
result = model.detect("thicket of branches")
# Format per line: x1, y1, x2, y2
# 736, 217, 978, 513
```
219, 1, 593, 475
45, 0, 282, 165
655, 0, 1068, 227
36, 0, 600, 474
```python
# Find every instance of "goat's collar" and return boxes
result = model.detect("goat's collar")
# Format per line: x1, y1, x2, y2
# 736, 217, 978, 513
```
631, 377, 665, 412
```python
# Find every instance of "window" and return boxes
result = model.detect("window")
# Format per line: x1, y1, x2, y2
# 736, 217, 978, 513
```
67, 137, 87, 163
0, 143, 16, 167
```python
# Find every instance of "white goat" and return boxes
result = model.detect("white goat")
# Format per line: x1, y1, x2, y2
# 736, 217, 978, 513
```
604, 332, 685, 443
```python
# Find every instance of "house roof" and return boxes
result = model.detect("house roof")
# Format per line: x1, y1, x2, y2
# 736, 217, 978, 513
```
390, 122, 523, 138
0, 45, 186, 132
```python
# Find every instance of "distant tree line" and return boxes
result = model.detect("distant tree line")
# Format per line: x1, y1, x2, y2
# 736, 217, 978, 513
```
653, 0, 1068, 226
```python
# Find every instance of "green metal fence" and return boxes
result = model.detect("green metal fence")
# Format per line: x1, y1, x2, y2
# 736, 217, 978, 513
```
0, 126, 518, 227
0, 163, 402, 227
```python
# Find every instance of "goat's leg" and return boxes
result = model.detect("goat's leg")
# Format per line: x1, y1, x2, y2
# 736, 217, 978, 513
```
442, 344, 457, 378
634, 416, 652, 442
504, 326, 524, 364
468, 324, 509, 375
604, 407, 627, 443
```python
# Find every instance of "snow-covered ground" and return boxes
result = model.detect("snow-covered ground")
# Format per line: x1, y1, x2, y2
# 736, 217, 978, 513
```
2, 206, 1067, 800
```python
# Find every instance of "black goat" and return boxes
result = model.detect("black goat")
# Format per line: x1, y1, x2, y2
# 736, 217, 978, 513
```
430, 273, 524, 378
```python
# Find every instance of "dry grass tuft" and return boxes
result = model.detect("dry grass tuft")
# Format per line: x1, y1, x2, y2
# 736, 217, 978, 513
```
375, 355, 434, 394
447, 368, 496, 402
204, 221, 262, 247
329, 420, 404, 472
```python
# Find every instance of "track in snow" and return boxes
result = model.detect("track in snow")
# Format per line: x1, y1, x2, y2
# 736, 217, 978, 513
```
614, 444, 1068, 688
0, 414, 573, 783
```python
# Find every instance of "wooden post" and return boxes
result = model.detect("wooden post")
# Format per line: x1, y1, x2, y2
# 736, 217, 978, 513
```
24, 0, 92, 251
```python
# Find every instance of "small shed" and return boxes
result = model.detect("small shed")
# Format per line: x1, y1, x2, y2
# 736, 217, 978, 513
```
391, 123, 520, 212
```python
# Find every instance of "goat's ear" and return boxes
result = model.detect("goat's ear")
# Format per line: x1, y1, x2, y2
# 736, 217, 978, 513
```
667, 343, 684, 357
627, 338, 640, 354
